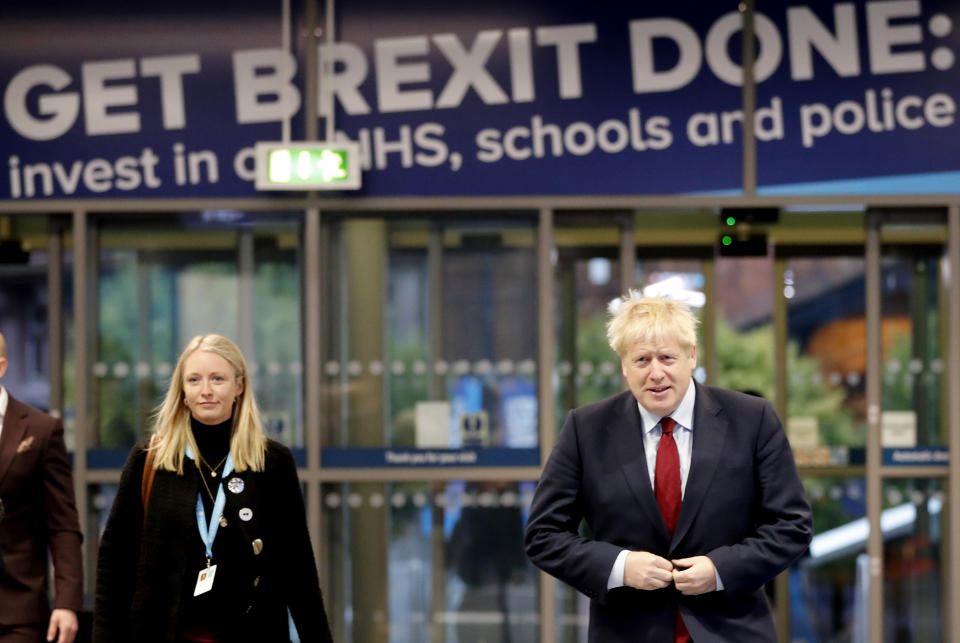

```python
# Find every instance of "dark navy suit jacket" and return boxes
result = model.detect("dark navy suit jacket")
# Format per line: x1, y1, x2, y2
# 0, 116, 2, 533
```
525, 383, 813, 642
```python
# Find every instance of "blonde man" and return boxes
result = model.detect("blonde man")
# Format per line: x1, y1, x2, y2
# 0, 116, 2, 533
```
0, 331, 82, 643
526, 296, 812, 642
94, 334, 332, 643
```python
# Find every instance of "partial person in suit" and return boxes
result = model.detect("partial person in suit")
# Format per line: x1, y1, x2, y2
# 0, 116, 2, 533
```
93, 334, 333, 643
525, 295, 813, 642
0, 331, 83, 643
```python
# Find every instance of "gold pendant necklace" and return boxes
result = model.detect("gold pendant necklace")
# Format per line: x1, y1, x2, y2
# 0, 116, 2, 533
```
197, 452, 229, 478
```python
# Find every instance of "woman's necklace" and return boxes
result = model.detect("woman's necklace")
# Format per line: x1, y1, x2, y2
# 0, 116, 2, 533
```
196, 451, 229, 478
195, 460, 217, 504
195, 461, 229, 528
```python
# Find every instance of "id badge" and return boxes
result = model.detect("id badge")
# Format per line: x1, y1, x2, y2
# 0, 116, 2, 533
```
193, 564, 218, 596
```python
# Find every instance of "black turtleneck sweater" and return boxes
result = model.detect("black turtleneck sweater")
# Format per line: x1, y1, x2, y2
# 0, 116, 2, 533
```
177, 416, 247, 638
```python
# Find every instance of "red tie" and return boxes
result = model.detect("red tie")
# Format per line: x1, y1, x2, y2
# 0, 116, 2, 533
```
654, 417, 691, 643
654, 417, 681, 535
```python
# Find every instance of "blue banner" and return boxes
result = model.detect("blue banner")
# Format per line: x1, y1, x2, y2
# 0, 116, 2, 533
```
883, 446, 949, 466
322, 447, 540, 468
2, 0, 957, 199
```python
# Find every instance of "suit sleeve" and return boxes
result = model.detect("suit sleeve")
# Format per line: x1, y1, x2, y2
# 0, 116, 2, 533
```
93, 444, 147, 643
272, 445, 334, 643
524, 410, 622, 602
707, 400, 813, 593
42, 418, 84, 612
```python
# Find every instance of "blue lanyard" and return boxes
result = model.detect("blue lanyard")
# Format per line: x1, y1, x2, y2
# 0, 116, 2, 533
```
186, 445, 234, 561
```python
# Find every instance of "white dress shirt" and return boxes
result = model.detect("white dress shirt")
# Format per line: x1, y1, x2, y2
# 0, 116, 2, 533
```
606, 382, 724, 591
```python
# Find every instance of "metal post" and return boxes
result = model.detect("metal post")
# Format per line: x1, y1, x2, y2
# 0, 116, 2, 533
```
740, 0, 757, 196
865, 211, 883, 641
71, 209, 90, 594
537, 207, 556, 643
947, 204, 960, 643
47, 224, 63, 417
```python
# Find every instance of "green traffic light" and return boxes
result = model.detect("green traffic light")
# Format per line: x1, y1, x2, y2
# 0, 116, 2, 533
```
721, 235, 733, 246
725, 216, 736, 226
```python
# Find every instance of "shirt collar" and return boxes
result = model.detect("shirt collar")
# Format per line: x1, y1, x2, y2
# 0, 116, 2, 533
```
0, 385, 8, 421
638, 379, 697, 433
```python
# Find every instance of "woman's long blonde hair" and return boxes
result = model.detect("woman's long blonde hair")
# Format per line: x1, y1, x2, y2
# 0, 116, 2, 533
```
150, 334, 266, 473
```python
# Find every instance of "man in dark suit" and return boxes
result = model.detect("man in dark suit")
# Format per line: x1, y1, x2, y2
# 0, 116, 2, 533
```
525, 296, 812, 642
0, 331, 83, 643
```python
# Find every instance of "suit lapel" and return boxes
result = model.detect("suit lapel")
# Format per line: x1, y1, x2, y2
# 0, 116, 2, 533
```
615, 392, 672, 541
0, 396, 30, 490
672, 382, 727, 547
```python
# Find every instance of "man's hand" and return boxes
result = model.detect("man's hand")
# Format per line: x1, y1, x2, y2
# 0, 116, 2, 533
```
47, 608, 78, 643
623, 551, 675, 590
672, 556, 717, 595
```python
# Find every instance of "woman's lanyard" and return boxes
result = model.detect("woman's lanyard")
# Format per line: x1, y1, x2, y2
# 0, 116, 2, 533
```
186, 445, 234, 595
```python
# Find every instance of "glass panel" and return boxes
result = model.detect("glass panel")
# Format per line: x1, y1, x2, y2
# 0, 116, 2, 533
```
322, 217, 538, 451
791, 475, 867, 641
880, 249, 947, 447
553, 218, 622, 427
882, 478, 945, 643
715, 254, 774, 393
93, 212, 303, 449
321, 480, 539, 643
0, 216, 53, 409
786, 256, 867, 456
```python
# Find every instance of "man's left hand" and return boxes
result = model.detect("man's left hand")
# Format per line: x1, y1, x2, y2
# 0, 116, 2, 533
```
47, 608, 78, 643
671, 556, 717, 595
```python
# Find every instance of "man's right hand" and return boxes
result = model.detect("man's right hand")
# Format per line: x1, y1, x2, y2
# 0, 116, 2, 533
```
622, 551, 675, 590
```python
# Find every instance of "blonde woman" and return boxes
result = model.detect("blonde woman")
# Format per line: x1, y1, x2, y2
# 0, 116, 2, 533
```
94, 335, 332, 643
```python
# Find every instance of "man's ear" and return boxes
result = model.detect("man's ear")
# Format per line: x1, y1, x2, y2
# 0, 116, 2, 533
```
0, 357, 7, 380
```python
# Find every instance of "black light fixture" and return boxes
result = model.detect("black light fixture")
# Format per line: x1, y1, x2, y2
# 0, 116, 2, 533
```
717, 207, 778, 256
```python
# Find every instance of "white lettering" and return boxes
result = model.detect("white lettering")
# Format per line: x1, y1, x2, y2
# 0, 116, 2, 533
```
536, 23, 596, 99
788, 5, 860, 80
139, 54, 201, 129
82, 59, 140, 135
867, 0, 923, 74
232, 48, 301, 124
629, 18, 701, 93
4, 65, 80, 141
375, 36, 432, 112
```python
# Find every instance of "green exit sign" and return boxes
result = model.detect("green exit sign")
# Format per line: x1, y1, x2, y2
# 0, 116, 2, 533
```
254, 141, 361, 190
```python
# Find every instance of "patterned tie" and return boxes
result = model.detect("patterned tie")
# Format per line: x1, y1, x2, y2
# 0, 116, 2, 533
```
654, 417, 691, 643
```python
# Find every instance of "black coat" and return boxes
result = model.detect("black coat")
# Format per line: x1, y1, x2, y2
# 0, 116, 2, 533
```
94, 439, 333, 643
525, 384, 813, 642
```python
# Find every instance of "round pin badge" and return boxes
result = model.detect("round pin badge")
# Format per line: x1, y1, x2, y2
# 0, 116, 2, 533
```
239, 507, 253, 521
227, 477, 245, 494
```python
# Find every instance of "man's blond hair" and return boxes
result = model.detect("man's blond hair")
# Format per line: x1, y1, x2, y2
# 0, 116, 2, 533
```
606, 294, 699, 357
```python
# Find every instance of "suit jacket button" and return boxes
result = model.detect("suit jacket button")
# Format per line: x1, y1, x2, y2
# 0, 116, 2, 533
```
252, 538, 264, 555
253, 576, 260, 587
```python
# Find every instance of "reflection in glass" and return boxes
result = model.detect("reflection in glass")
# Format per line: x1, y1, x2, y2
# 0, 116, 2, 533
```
791, 476, 866, 641
322, 481, 539, 643
786, 257, 867, 453
715, 254, 774, 394
880, 252, 945, 447
0, 216, 69, 430
94, 213, 303, 448
881, 479, 944, 643
322, 218, 538, 450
